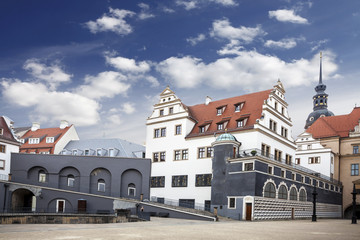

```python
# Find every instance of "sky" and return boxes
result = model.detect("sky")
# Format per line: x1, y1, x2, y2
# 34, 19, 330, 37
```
1, 0, 360, 145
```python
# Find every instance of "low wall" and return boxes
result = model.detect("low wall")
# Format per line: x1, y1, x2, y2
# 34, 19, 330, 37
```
0, 213, 131, 224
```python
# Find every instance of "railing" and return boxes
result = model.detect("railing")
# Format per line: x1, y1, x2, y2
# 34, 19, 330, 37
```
0, 207, 115, 215
149, 196, 211, 212
235, 148, 342, 185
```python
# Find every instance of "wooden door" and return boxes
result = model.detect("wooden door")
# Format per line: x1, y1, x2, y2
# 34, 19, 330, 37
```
246, 203, 252, 221
57, 200, 64, 213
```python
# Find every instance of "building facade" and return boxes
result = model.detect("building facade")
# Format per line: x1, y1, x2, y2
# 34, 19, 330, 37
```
60, 138, 145, 158
20, 120, 79, 154
146, 82, 296, 208
0, 116, 20, 181
1, 153, 151, 214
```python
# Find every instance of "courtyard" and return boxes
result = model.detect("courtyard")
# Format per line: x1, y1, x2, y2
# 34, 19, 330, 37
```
0, 218, 359, 240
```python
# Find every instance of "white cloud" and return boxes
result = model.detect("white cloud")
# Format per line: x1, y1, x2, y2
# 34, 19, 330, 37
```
23, 59, 72, 90
105, 54, 151, 73
1, 79, 100, 126
311, 39, 329, 52
186, 34, 206, 46
210, 18, 266, 43
162, 7, 175, 13
145, 76, 160, 87
122, 102, 136, 114
85, 8, 135, 35
176, 0, 198, 10
76, 71, 130, 100
138, 3, 155, 20
217, 40, 244, 55
210, 0, 237, 6
156, 51, 338, 92
269, 9, 309, 24
264, 38, 301, 49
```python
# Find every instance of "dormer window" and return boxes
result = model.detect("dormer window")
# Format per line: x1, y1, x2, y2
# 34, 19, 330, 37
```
0, 128, 3, 135
46, 137, 54, 143
29, 138, 40, 144
109, 148, 115, 157
236, 117, 248, 128
234, 102, 245, 112
159, 109, 164, 116
217, 123, 223, 130
216, 105, 227, 116
199, 126, 206, 133
84, 149, 90, 156
72, 150, 77, 155
20, 139, 25, 144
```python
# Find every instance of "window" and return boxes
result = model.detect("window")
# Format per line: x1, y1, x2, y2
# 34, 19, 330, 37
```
154, 129, 160, 138
198, 147, 205, 158
264, 182, 276, 198
195, 174, 212, 187
98, 179, 105, 192
269, 119, 277, 132
29, 138, 40, 144
285, 154, 292, 165
274, 149, 282, 161
281, 170, 285, 178
351, 164, 359, 176
274, 102, 278, 111
175, 125, 182, 135
217, 123, 223, 130
237, 119, 246, 128
56, 200, 65, 213
174, 150, 181, 160
199, 126, 206, 133
169, 107, 174, 114
67, 175, 75, 187
301, 176, 305, 183
161, 128, 166, 137
281, 107, 285, 115
261, 144, 270, 157
235, 104, 240, 112
278, 185, 288, 199
84, 149, 90, 156
172, 175, 188, 187
268, 165, 273, 175
0, 160, 5, 170
182, 149, 189, 160
0, 144, 5, 153
159, 109, 164, 116
153, 152, 159, 162
295, 158, 300, 165
228, 197, 236, 209
109, 149, 115, 157
72, 150, 77, 155
292, 173, 295, 180
290, 187, 297, 200
96, 149, 102, 156
216, 108, 222, 115
128, 183, 136, 196
0, 128, 3, 135
46, 137, 54, 143
151, 176, 165, 188
308, 157, 320, 164
307, 145, 312, 150
353, 146, 359, 154
299, 189, 306, 201
160, 152, 166, 162
281, 127, 288, 138
38, 170, 46, 183
244, 162, 254, 171
207, 147, 213, 158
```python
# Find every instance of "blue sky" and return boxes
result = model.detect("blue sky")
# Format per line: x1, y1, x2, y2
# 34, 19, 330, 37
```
1, 0, 360, 145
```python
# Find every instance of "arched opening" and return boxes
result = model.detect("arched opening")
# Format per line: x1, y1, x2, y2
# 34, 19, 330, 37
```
289, 187, 297, 201
264, 182, 276, 198
278, 185, 288, 200
121, 169, 142, 199
89, 168, 111, 195
299, 189, 307, 201
344, 205, 360, 219
11, 188, 36, 212
128, 183, 136, 196
59, 166, 80, 191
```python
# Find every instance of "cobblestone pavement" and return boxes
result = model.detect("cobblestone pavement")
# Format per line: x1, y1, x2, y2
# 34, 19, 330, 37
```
0, 218, 359, 240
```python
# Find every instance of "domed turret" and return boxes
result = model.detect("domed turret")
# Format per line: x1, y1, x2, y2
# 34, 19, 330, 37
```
215, 132, 237, 142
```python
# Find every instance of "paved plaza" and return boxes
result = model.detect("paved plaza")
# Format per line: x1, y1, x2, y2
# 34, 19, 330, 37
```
0, 218, 359, 240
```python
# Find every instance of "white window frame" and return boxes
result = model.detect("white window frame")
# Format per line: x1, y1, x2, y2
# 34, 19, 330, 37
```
268, 165, 274, 175
39, 171, 46, 183
0, 128, 3, 135
0, 160, 5, 170
46, 137, 54, 143
228, 197, 236, 209
128, 186, 136, 196
56, 200, 65, 213
243, 161, 254, 171
67, 176, 75, 187
29, 138, 40, 144
84, 149, 90, 156
96, 148, 102, 156
109, 148, 115, 157
98, 181, 106, 192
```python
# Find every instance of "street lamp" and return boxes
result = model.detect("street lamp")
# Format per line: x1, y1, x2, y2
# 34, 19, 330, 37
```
312, 184, 317, 222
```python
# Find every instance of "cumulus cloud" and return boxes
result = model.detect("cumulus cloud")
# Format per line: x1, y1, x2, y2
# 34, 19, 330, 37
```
1, 79, 100, 126
176, 0, 198, 10
156, 51, 338, 92
105, 54, 151, 73
85, 8, 135, 35
23, 59, 72, 90
138, 3, 155, 20
264, 37, 303, 49
210, 0, 237, 6
269, 9, 309, 24
122, 102, 136, 114
210, 18, 266, 43
76, 71, 130, 99
186, 34, 206, 46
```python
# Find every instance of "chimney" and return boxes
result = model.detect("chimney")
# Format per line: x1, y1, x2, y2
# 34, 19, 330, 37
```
205, 96, 212, 105
60, 120, 69, 129
31, 122, 40, 131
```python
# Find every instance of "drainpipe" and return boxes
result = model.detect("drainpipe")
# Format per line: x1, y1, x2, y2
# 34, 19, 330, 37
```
3, 184, 9, 213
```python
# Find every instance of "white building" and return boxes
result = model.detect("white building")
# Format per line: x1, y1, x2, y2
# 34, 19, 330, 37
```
0, 116, 20, 180
146, 81, 297, 208
295, 132, 334, 178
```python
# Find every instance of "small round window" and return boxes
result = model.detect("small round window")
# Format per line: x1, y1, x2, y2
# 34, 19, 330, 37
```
309, 116, 314, 121
320, 114, 325, 118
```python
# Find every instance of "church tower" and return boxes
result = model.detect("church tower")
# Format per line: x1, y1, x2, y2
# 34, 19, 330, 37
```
305, 52, 334, 129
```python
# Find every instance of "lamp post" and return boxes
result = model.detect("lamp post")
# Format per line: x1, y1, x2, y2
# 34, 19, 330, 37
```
351, 183, 357, 224
312, 185, 317, 222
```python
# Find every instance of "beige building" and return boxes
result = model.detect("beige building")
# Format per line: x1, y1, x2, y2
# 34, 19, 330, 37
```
305, 107, 360, 218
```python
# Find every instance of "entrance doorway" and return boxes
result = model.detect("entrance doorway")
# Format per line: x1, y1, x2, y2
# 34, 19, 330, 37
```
246, 203, 252, 221
57, 200, 65, 213
11, 188, 35, 212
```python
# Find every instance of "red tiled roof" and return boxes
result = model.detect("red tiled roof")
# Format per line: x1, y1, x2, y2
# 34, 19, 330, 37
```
186, 89, 272, 138
306, 107, 360, 138
20, 125, 72, 151
0, 116, 19, 144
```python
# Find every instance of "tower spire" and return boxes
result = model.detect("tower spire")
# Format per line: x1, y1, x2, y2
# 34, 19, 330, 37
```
319, 52, 322, 85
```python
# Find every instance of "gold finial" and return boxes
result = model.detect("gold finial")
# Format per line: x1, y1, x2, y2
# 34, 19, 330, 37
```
320, 52, 322, 58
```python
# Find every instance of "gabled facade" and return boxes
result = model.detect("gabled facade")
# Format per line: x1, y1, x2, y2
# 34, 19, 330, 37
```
60, 138, 145, 158
0, 116, 20, 180
20, 120, 79, 154
146, 82, 297, 208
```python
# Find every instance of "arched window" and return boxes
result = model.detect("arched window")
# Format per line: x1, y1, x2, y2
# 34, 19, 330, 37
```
67, 174, 75, 187
290, 187, 297, 200
278, 185, 288, 200
299, 189, 306, 201
128, 183, 136, 196
38, 170, 46, 183
98, 179, 105, 192
264, 182, 276, 198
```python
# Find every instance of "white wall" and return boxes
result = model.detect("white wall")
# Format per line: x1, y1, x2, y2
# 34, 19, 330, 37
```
0, 142, 19, 180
